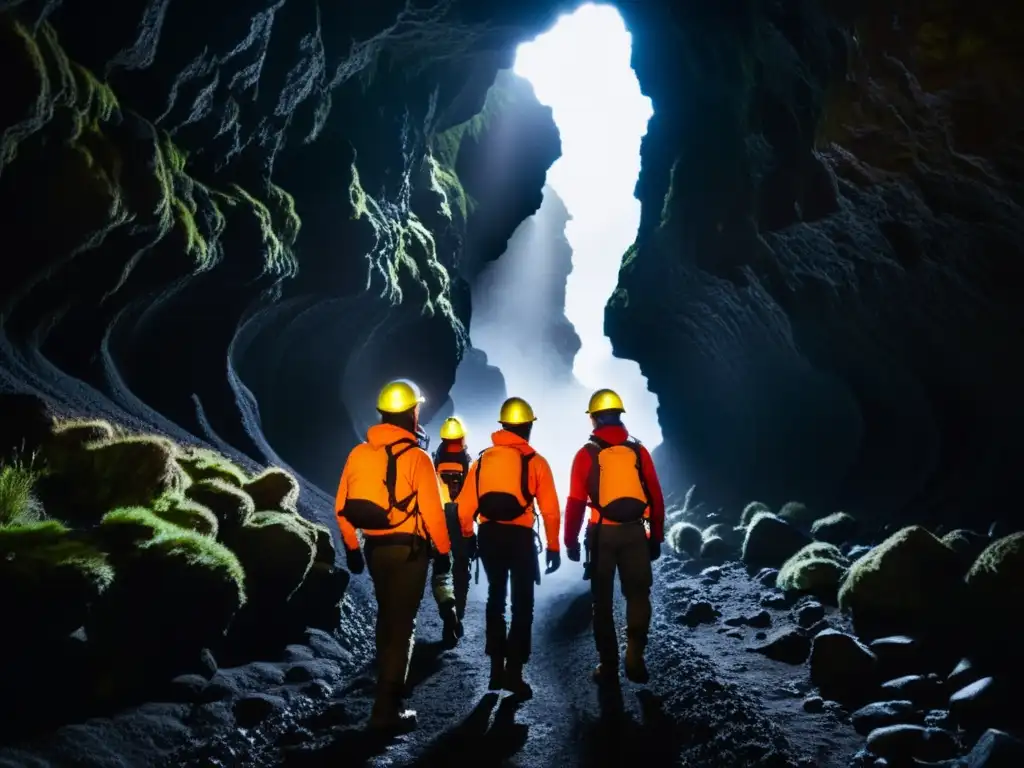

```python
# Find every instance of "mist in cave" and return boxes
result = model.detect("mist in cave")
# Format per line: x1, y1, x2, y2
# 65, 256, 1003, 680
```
439, 2, 662, 492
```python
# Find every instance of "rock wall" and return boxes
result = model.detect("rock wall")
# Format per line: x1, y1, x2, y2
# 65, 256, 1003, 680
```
2, 0, 1020, 532
607, 1, 1024, 526
0, 2, 560, 497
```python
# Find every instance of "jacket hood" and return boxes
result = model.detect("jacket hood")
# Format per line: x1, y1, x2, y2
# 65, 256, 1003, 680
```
491, 429, 532, 453
440, 438, 466, 451
593, 425, 629, 445
366, 422, 418, 449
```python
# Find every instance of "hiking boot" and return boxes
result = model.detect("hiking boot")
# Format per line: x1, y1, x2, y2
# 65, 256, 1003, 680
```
502, 661, 533, 700
624, 643, 649, 684
441, 605, 463, 648
488, 656, 505, 690
368, 686, 417, 732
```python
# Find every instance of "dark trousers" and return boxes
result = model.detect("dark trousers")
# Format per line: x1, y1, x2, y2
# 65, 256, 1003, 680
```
590, 522, 653, 663
365, 539, 429, 688
478, 523, 537, 664
432, 503, 472, 618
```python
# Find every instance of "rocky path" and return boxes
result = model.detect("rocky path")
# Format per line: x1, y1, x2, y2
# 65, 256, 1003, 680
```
266, 559, 863, 768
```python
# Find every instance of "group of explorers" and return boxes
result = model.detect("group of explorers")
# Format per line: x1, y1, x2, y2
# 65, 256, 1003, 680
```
335, 379, 665, 730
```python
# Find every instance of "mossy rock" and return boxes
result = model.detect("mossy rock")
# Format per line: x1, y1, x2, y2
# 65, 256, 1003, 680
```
740, 501, 771, 527
152, 492, 218, 538
176, 446, 247, 487
286, 562, 349, 632
88, 524, 245, 670
837, 525, 963, 640
667, 521, 703, 557
0, 459, 44, 526
742, 512, 812, 568
778, 501, 816, 525
964, 532, 1024, 658
0, 520, 113, 645
221, 511, 316, 609
940, 529, 988, 572
185, 478, 254, 534
777, 542, 850, 599
811, 512, 859, 546
48, 419, 116, 455
40, 436, 186, 525
290, 516, 337, 565
700, 536, 731, 562
703, 523, 742, 546
243, 468, 300, 514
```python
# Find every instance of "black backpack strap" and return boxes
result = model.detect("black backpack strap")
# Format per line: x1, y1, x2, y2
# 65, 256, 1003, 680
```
585, 438, 606, 514
384, 437, 418, 512
520, 452, 536, 507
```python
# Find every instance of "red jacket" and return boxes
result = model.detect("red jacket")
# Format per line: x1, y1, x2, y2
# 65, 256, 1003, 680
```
564, 425, 665, 547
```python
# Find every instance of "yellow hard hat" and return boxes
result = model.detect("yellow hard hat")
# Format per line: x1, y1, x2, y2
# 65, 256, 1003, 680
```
439, 416, 466, 440
586, 388, 625, 414
498, 396, 536, 425
376, 379, 425, 414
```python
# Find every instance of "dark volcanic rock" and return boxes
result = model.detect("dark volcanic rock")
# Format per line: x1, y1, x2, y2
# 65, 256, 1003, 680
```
851, 700, 921, 736
752, 628, 811, 665
809, 629, 878, 705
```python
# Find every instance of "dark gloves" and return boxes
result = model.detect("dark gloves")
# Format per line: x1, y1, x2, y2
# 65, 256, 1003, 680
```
566, 543, 581, 563
545, 549, 561, 574
648, 537, 662, 562
434, 551, 452, 576
464, 534, 478, 561
345, 546, 365, 574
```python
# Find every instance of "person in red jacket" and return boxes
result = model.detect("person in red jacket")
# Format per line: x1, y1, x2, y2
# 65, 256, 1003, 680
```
564, 388, 665, 685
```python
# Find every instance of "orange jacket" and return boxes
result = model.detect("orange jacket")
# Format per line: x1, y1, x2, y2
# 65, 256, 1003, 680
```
457, 430, 561, 551
335, 423, 451, 555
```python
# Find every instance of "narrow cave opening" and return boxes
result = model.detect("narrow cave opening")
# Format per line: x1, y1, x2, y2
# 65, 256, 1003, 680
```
440, 2, 663, 489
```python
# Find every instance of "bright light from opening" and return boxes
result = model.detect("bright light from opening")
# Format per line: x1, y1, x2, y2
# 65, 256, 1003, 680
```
436, 2, 663, 495
512, 4, 663, 448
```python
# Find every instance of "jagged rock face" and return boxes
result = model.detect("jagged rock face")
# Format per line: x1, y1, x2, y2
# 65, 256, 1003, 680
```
2, 0, 1021, 529
0, 0, 560, 493
607, 2, 1024, 525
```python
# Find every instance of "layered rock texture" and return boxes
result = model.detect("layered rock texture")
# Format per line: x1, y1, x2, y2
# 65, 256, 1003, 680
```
1, 0, 1020, 530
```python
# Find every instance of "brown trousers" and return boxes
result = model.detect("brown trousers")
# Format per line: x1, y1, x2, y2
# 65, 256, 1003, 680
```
589, 521, 653, 663
366, 539, 430, 687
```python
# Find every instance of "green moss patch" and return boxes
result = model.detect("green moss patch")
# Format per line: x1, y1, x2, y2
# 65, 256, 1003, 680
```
811, 512, 859, 545
777, 542, 850, 598
185, 478, 255, 533
740, 501, 771, 527
152, 492, 219, 537
0, 456, 44, 526
177, 446, 248, 487
667, 521, 704, 557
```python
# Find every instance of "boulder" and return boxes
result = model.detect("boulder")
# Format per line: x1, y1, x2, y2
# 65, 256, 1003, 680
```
851, 700, 921, 735
964, 532, 1024, 660
879, 674, 945, 709
700, 535, 731, 561
151, 492, 219, 537
866, 725, 958, 763
777, 542, 850, 599
742, 513, 813, 569
703, 523, 742, 547
41, 435, 187, 526
243, 468, 300, 514
810, 629, 878, 704
0, 520, 114, 647
176, 446, 248, 487
795, 602, 826, 627
186, 478, 256, 534
221, 511, 317, 609
752, 628, 810, 664
811, 512, 859, 546
837, 526, 964, 640
963, 729, 1024, 768
740, 501, 771, 527
777, 501, 816, 525
667, 521, 703, 557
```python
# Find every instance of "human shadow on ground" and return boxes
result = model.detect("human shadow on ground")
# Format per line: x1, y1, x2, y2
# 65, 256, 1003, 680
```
405, 639, 448, 692
550, 588, 593, 638
405, 692, 530, 767
578, 685, 677, 768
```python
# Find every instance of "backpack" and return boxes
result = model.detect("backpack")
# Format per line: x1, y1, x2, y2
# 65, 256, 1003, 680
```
435, 443, 469, 502
339, 437, 419, 530
585, 436, 651, 524
474, 444, 536, 522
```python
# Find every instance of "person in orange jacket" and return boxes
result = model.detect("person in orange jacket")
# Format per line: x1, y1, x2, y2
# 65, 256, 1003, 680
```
335, 379, 451, 731
564, 389, 666, 686
431, 416, 472, 644
458, 396, 561, 699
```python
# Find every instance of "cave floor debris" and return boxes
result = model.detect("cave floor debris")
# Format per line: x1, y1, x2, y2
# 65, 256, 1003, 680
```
0, 558, 865, 767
